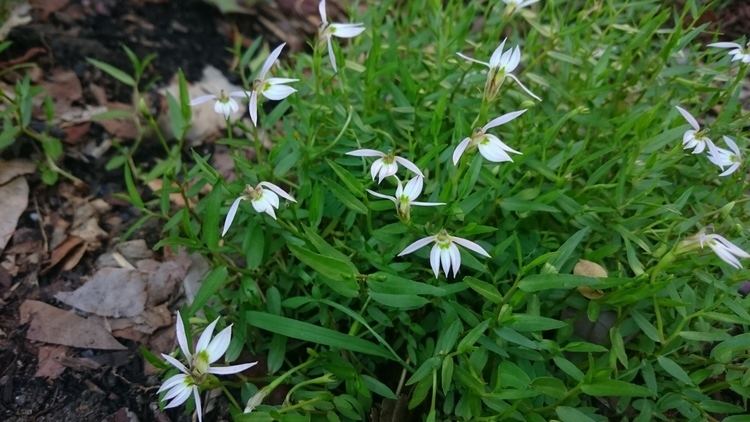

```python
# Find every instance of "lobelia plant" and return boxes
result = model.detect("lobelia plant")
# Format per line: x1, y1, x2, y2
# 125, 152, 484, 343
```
92, 0, 750, 420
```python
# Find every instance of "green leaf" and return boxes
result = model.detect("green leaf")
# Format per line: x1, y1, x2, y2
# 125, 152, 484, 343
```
711, 333, 750, 363
519, 274, 625, 292
361, 375, 397, 399
631, 311, 660, 342
186, 266, 228, 316
288, 244, 358, 297
656, 356, 693, 385
581, 380, 652, 397
509, 315, 567, 332
549, 227, 591, 272
245, 311, 393, 360
201, 186, 222, 251
123, 164, 145, 209
325, 177, 368, 214
556, 406, 596, 422
369, 292, 429, 309
464, 276, 502, 304
86, 58, 136, 87
327, 159, 364, 194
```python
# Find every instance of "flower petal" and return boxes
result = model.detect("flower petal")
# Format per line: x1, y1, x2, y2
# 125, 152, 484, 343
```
478, 139, 513, 162
249, 91, 258, 126
449, 243, 461, 277
398, 236, 436, 256
206, 325, 232, 364
208, 361, 258, 375
430, 244, 441, 278
190, 94, 217, 106
330, 23, 366, 38
675, 105, 700, 131
452, 237, 491, 257
259, 43, 286, 80
456, 52, 491, 68
402, 176, 423, 201
723, 136, 741, 157
161, 353, 189, 374
164, 385, 192, 409
483, 109, 527, 131
366, 189, 397, 203
318, 0, 328, 24
378, 162, 398, 183
195, 318, 219, 354
394, 156, 425, 177
194, 388, 203, 422
346, 149, 385, 157
489, 38, 507, 68
263, 189, 280, 209
708, 42, 742, 49
158, 374, 188, 394
452, 137, 471, 165
262, 84, 297, 101
258, 181, 296, 202
411, 201, 445, 207
507, 74, 541, 101
327, 38, 338, 73
222, 196, 244, 237
175, 311, 191, 360
440, 247, 451, 277
370, 158, 384, 181
485, 134, 521, 154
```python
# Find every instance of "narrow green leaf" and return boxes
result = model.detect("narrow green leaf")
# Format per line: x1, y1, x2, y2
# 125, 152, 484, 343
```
581, 380, 652, 397
187, 266, 228, 316
464, 276, 502, 304
86, 58, 136, 87
656, 356, 693, 385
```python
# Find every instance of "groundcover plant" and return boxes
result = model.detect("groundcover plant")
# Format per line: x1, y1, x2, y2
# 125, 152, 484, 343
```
68, 0, 750, 420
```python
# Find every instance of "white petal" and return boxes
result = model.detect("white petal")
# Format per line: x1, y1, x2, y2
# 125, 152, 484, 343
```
505, 46, 521, 73
398, 236, 437, 256
327, 38, 337, 73
165, 385, 192, 409
394, 156, 424, 177
723, 136, 741, 157
683, 130, 696, 146
712, 244, 742, 269
258, 181, 297, 202
262, 84, 297, 101
259, 43, 286, 80
158, 374, 188, 394
161, 354, 189, 374
498, 47, 514, 69
712, 235, 750, 258
366, 189, 397, 203
456, 52, 491, 68
370, 159, 384, 181
478, 139, 513, 162
720, 163, 741, 177
403, 176, 423, 201
195, 318, 219, 354
507, 74, 541, 101
449, 243, 461, 277
163, 381, 189, 401
708, 42, 742, 49
229, 90, 252, 99
346, 149, 385, 157
194, 388, 203, 422
263, 189, 280, 209
489, 38, 507, 67
483, 109, 527, 131
249, 91, 258, 126
264, 205, 277, 219
411, 201, 445, 207
675, 105, 700, 131
452, 237, 491, 257
693, 140, 707, 154
485, 134, 521, 154
189, 94, 217, 106
430, 244, 441, 278
378, 162, 398, 183
440, 247, 451, 277
318, 0, 327, 24
252, 196, 271, 213
395, 178, 404, 198
452, 137, 471, 165
330, 23, 366, 38
208, 362, 258, 375
175, 311, 191, 360
222, 197, 244, 237
267, 77, 299, 85
205, 325, 232, 364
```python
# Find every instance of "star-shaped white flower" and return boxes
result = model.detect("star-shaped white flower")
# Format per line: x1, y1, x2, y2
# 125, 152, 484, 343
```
708, 41, 750, 63
249, 43, 298, 126
503, 0, 540, 11
675, 106, 714, 154
158, 312, 257, 422
318, 0, 365, 73
457, 38, 540, 101
367, 176, 444, 219
346, 149, 424, 183
453, 109, 526, 165
698, 232, 750, 269
398, 230, 491, 278
707, 136, 742, 177
190, 90, 247, 120
222, 181, 296, 235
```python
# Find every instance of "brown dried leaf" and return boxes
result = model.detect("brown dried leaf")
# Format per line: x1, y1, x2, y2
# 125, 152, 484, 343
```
43, 235, 86, 273
55, 267, 147, 318
34, 346, 68, 379
0, 160, 36, 185
0, 177, 29, 253
41, 69, 82, 111
574, 259, 607, 299
20, 300, 126, 350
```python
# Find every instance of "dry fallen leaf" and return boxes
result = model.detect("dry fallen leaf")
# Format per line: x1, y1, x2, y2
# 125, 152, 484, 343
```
0, 160, 36, 185
42, 235, 86, 273
20, 300, 126, 350
574, 259, 607, 300
41, 69, 82, 112
34, 345, 68, 379
0, 177, 29, 253
55, 267, 147, 318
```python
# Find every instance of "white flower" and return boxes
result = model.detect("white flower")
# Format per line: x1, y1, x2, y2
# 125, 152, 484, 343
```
452, 109, 526, 165
367, 176, 444, 220
398, 230, 491, 278
503, 0, 539, 11
457, 38, 540, 101
222, 181, 297, 235
346, 149, 424, 183
698, 232, 750, 269
318, 0, 365, 73
708, 41, 750, 63
707, 136, 742, 176
675, 106, 714, 154
190, 91, 246, 120
158, 312, 257, 422
248, 43, 298, 126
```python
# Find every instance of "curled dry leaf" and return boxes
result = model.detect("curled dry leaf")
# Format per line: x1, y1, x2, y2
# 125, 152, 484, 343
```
55, 267, 147, 318
0, 177, 29, 253
19, 300, 126, 350
573, 259, 607, 300
42, 235, 87, 273
0, 160, 36, 185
